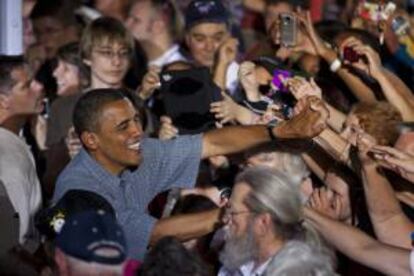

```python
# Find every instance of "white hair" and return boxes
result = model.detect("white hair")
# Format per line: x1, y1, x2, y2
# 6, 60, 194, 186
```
264, 240, 337, 276
274, 152, 310, 187
236, 167, 322, 248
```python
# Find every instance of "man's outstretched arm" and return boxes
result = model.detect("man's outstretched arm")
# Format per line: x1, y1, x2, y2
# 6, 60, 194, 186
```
201, 96, 329, 158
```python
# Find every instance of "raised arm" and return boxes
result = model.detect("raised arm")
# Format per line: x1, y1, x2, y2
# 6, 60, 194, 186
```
213, 37, 238, 91
344, 37, 414, 121
295, 11, 377, 103
150, 209, 221, 245
202, 96, 329, 158
305, 207, 411, 276
358, 136, 414, 249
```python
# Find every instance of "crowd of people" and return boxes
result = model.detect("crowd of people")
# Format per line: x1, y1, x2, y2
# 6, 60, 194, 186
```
0, 0, 414, 275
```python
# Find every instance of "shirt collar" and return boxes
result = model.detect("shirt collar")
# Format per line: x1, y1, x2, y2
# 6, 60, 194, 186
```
78, 148, 123, 189
238, 257, 272, 276
149, 44, 180, 67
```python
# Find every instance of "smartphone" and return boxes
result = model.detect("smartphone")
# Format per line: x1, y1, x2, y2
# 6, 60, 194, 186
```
392, 16, 410, 36
279, 13, 296, 47
343, 47, 362, 63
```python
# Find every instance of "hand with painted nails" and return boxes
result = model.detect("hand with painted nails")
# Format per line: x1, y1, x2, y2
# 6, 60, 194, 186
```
158, 116, 178, 140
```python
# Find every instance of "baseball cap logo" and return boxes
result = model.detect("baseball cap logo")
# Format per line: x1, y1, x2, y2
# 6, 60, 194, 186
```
194, 1, 216, 14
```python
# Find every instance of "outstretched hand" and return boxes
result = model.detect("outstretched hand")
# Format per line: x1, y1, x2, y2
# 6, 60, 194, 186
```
288, 77, 322, 100
272, 96, 329, 139
210, 91, 242, 125
158, 116, 178, 140
369, 146, 414, 183
138, 66, 161, 100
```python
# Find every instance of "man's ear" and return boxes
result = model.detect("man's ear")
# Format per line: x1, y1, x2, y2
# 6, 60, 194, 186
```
0, 94, 10, 110
80, 131, 99, 150
255, 213, 272, 237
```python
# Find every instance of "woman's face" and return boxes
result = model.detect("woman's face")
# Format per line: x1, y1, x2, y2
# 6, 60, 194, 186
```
325, 172, 352, 222
53, 59, 80, 96
340, 113, 361, 146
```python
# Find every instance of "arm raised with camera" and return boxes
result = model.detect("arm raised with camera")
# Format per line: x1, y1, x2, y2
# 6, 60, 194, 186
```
341, 37, 414, 121
295, 11, 378, 103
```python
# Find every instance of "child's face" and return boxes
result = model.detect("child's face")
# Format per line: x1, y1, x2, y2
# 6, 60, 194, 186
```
85, 41, 131, 89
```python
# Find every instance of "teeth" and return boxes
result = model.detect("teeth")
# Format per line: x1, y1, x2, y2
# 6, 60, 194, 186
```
128, 141, 140, 150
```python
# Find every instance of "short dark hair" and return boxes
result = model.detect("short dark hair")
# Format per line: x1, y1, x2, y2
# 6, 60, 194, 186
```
0, 56, 25, 95
138, 236, 208, 276
336, 28, 381, 53
30, 0, 80, 27
72, 89, 127, 136
56, 42, 90, 89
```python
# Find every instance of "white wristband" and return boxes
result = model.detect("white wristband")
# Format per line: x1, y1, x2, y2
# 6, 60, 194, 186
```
329, 58, 342, 73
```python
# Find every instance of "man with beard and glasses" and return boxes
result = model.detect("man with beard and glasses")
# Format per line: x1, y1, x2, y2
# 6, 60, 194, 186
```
219, 167, 333, 275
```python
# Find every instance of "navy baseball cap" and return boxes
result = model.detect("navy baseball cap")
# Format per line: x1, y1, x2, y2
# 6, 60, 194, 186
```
56, 210, 127, 265
35, 190, 115, 240
185, 0, 230, 30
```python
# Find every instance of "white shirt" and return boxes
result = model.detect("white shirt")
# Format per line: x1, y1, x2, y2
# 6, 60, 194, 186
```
226, 61, 240, 95
149, 44, 186, 68
0, 128, 42, 245
218, 258, 272, 276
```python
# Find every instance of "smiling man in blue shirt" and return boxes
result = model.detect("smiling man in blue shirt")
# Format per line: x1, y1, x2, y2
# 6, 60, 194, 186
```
53, 88, 327, 259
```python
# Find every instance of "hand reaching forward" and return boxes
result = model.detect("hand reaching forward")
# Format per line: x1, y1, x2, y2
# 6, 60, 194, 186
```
137, 66, 161, 100
288, 77, 322, 100
210, 92, 242, 125
369, 146, 414, 183
158, 116, 178, 140
272, 96, 329, 139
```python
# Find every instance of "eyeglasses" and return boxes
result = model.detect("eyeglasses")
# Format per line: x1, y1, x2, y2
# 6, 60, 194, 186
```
93, 49, 131, 60
225, 207, 254, 220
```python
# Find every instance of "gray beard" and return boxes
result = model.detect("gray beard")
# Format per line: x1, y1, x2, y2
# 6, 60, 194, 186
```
219, 224, 257, 272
